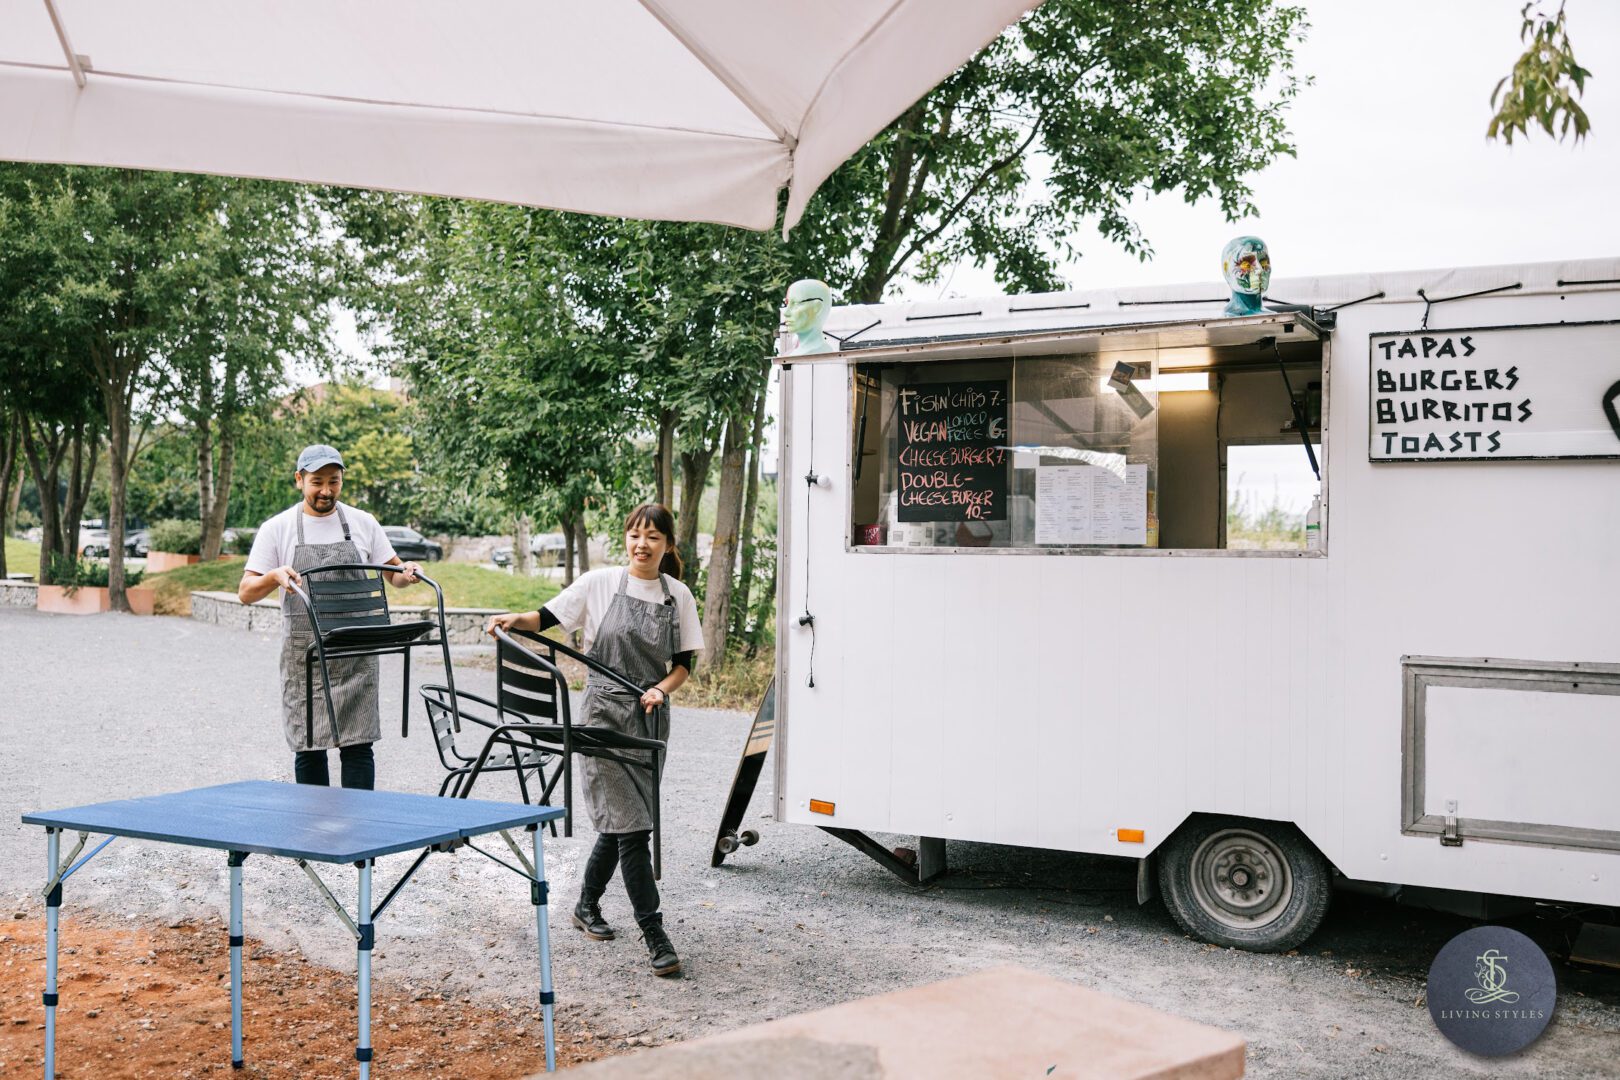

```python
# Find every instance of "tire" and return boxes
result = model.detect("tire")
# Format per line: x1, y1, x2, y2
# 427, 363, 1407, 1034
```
1158, 815, 1331, 952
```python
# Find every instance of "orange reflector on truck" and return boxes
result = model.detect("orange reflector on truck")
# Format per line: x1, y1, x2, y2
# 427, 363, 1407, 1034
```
1117, 829, 1145, 843
809, 799, 835, 816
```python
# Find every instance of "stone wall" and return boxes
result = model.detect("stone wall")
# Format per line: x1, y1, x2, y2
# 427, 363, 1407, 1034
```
0, 580, 39, 608
189, 591, 502, 644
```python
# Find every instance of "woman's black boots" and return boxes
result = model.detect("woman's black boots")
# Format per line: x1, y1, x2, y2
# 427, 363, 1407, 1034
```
572, 890, 615, 941
640, 914, 681, 977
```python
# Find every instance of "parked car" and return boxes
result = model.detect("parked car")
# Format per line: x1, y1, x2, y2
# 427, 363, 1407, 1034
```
383, 526, 442, 562
492, 532, 566, 568
79, 525, 148, 558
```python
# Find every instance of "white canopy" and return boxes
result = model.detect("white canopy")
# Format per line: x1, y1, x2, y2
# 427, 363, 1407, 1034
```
0, 1, 1036, 232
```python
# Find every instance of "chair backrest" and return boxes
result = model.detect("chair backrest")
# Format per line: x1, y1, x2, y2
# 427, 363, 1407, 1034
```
302, 566, 391, 631
419, 685, 462, 762
498, 629, 565, 724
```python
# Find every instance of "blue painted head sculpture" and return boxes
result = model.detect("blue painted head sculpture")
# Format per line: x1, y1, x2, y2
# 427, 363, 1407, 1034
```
784, 278, 835, 354
1221, 236, 1271, 316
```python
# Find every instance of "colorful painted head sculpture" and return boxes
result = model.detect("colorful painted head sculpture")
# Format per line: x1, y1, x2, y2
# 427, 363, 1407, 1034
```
1221, 236, 1271, 317
784, 278, 835, 354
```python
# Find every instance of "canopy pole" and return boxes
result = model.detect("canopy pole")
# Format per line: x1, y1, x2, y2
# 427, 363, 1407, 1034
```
42, 0, 87, 88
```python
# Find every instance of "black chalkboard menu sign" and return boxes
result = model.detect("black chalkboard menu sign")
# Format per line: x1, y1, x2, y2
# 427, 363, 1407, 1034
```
896, 380, 1009, 522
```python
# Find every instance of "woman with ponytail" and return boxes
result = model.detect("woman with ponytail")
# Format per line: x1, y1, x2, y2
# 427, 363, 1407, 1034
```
485, 504, 701, 977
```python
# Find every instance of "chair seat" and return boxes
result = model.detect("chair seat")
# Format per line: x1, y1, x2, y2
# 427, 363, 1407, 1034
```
322, 620, 436, 648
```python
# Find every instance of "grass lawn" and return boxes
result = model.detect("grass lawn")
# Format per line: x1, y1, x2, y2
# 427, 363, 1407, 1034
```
4, 536, 42, 576
143, 557, 559, 616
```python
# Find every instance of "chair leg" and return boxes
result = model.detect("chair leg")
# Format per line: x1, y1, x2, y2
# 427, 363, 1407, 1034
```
305, 653, 315, 750
652, 751, 663, 881
401, 649, 411, 739
561, 728, 573, 838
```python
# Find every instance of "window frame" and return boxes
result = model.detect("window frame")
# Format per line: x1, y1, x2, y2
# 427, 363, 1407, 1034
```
833, 315, 1331, 560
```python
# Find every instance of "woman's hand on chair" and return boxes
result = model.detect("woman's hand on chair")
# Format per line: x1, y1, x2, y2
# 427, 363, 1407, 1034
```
270, 565, 302, 591
640, 686, 667, 714
485, 611, 526, 638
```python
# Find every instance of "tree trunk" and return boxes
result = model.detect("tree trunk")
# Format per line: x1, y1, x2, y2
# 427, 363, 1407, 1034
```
653, 410, 676, 508
573, 509, 590, 575
560, 511, 576, 586
0, 420, 18, 580
21, 422, 67, 584
105, 402, 132, 612
676, 445, 713, 581
62, 419, 97, 565
200, 428, 235, 561
732, 381, 769, 638
514, 512, 535, 577
196, 412, 217, 557
698, 412, 749, 671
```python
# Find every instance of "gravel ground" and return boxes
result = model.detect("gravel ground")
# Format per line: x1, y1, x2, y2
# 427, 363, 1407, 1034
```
1, 607, 1616, 1077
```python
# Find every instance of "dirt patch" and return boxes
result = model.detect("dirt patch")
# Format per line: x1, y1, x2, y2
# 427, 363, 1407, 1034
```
0, 915, 615, 1077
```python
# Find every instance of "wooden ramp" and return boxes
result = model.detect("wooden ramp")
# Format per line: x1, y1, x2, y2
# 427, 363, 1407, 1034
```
556, 965, 1244, 1079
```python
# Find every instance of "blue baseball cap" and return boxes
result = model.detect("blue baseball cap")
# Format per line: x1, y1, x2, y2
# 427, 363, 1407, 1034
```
296, 444, 345, 473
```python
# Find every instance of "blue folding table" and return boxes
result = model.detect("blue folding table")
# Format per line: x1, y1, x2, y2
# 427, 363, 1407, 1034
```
23, 780, 567, 1078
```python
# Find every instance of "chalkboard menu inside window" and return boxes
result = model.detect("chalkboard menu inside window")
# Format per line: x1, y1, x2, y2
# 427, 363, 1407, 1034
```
895, 380, 1009, 522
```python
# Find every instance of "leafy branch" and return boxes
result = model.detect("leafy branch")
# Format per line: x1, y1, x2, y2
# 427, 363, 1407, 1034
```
1488, 1, 1592, 144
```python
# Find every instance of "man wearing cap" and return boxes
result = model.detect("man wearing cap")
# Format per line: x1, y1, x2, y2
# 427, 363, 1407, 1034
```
238, 445, 423, 789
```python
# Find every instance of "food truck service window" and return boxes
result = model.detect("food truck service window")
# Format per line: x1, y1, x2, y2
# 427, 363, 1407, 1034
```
847, 331, 1326, 554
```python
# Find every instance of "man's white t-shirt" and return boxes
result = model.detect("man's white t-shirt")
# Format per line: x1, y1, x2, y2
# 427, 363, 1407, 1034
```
244, 502, 398, 576
544, 567, 704, 655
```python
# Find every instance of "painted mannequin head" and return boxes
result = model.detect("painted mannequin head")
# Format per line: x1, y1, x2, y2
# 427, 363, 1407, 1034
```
784, 278, 835, 354
1221, 236, 1271, 316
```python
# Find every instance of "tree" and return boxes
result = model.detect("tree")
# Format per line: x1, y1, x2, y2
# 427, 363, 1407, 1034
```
0, 166, 105, 582
169, 181, 340, 559
1489, 2, 1592, 144
790, 0, 1309, 302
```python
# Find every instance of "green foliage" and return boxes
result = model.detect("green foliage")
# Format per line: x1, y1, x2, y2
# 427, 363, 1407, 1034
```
1226, 486, 1305, 550
793, 0, 1311, 300
229, 382, 423, 527
50, 554, 143, 591
1488, 2, 1592, 144
225, 528, 258, 556
148, 518, 203, 555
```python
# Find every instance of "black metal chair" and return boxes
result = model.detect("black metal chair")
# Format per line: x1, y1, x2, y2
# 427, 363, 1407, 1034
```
444, 627, 669, 877
283, 563, 460, 751
416, 627, 561, 812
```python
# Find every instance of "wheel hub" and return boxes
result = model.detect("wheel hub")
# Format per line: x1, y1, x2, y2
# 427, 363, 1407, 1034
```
1188, 828, 1294, 931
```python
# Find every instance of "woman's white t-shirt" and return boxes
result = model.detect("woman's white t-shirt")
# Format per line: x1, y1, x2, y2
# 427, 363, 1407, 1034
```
544, 567, 704, 655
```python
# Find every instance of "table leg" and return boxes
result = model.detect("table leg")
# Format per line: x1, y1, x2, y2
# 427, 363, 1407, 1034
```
356, 860, 373, 1080
228, 851, 247, 1070
532, 828, 556, 1073
43, 828, 60, 1080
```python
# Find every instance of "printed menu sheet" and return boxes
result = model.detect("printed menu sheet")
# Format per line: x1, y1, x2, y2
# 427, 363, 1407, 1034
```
1034, 464, 1148, 545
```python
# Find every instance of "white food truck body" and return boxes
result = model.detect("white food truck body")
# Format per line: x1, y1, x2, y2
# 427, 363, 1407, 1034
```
770, 257, 1620, 947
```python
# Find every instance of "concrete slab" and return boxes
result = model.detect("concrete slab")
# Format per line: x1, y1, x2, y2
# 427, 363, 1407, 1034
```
556, 965, 1245, 1079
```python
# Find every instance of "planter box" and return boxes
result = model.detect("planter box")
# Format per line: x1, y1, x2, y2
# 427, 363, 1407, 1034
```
37, 585, 155, 616
145, 551, 202, 574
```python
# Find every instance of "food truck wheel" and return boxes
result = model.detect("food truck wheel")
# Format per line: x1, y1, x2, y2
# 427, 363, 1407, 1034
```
1158, 816, 1331, 953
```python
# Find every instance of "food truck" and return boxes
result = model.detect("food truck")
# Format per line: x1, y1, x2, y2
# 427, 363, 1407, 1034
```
765, 256, 1620, 951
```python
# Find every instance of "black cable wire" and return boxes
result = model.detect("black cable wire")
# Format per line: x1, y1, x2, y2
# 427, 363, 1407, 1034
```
801, 365, 817, 689
1417, 282, 1522, 331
